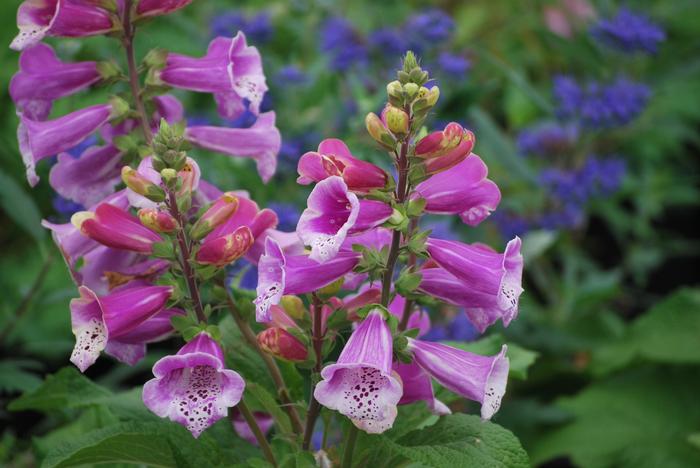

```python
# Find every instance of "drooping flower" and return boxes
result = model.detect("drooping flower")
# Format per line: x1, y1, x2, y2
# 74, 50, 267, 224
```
257, 327, 308, 362
414, 122, 475, 175
407, 339, 509, 420
196, 226, 254, 267
50, 145, 122, 207
10, 43, 101, 119
420, 237, 524, 333
393, 361, 451, 415
186, 112, 281, 182
143, 332, 245, 438
230, 409, 274, 445
314, 309, 402, 434
297, 176, 392, 263
18, 100, 127, 186
10, 0, 117, 51
135, 0, 193, 19
158, 33, 267, 120
105, 308, 183, 366
254, 238, 359, 322
71, 203, 162, 254
69, 284, 173, 372
591, 8, 665, 54
414, 154, 501, 226
190, 192, 240, 240
297, 138, 388, 194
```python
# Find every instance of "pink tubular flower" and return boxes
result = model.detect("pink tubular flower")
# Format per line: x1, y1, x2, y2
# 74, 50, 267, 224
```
186, 112, 281, 183
297, 176, 392, 263
414, 154, 501, 226
420, 237, 523, 333
314, 309, 402, 434
50, 145, 122, 207
393, 361, 450, 415
10, 0, 117, 51
69, 284, 173, 372
10, 43, 101, 119
72, 203, 162, 254
415, 123, 475, 175
135, 0, 192, 19
230, 409, 274, 445
254, 238, 359, 322
297, 138, 388, 194
143, 332, 245, 438
159, 32, 267, 120
190, 192, 239, 240
195, 225, 254, 267
18, 101, 125, 186
407, 339, 509, 420
105, 307, 183, 366
257, 327, 308, 362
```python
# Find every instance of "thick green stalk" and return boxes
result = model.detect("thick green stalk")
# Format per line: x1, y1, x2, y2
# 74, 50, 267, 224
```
236, 399, 278, 467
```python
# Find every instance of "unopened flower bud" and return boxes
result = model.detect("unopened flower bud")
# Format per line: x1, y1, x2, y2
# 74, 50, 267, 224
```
384, 105, 410, 137
121, 166, 166, 202
138, 208, 177, 233
425, 86, 440, 106
190, 192, 239, 240
257, 327, 308, 362
179, 160, 198, 196
317, 277, 344, 297
387, 80, 403, 99
195, 226, 253, 267
388, 208, 406, 226
403, 82, 419, 99
280, 295, 307, 320
160, 168, 177, 181
365, 112, 396, 150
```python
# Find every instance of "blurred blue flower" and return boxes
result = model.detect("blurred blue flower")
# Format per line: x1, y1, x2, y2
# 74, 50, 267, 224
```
437, 52, 470, 79
517, 122, 578, 157
224, 107, 258, 128
591, 8, 665, 54
320, 17, 368, 71
423, 314, 479, 342
554, 75, 650, 128
52, 195, 83, 217
227, 259, 258, 290
275, 65, 308, 85
369, 28, 407, 58
268, 202, 300, 231
421, 217, 459, 241
211, 12, 272, 44
491, 211, 531, 238
66, 135, 98, 159
405, 9, 454, 46
186, 114, 214, 127
422, 325, 449, 342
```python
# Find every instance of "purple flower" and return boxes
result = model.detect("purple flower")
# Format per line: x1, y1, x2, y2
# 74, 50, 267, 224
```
591, 8, 665, 54
414, 154, 501, 226
69, 284, 173, 372
297, 176, 391, 263
254, 238, 359, 322
230, 409, 274, 445
158, 33, 268, 120
421, 237, 524, 333
407, 339, 509, 420
437, 52, 470, 79
18, 100, 126, 186
369, 28, 407, 58
227, 259, 258, 290
517, 122, 578, 157
275, 65, 308, 85
186, 112, 281, 183
405, 9, 455, 46
10, 43, 101, 120
314, 309, 402, 434
52, 195, 83, 218
211, 12, 272, 44
393, 360, 450, 415
143, 332, 245, 438
10, 0, 117, 51
136, 0, 193, 19
320, 17, 368, 71
491, 211, 531, 239
50, 145, 122, 207
267, 203, 300, 232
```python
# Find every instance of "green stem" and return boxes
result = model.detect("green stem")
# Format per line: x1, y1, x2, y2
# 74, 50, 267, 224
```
341, 424, 360, 468
121, 0, 152, 144
236, 399, 277, 467
398, 219, 418, 331
302, 294, 324, 450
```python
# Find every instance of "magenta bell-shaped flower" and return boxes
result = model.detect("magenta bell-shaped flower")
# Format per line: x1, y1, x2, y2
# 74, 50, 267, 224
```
70, 283, 173, 372
186, 112, 281, 183
421, 237, 524, 333
159, 32, 267, 120
10, 43, 101, 119
135, 0, 193, 19
18, 100, 126, 186
254, 238, 359, 322
415, 123, 475, 175
393, 361, 451, 416
414, 154, 501, 226
314, 309, 402, 434
407, 339, 509, 420
143, 332, 245, 438
10, 0, 117, 51
297, 176, 392, 263
297, 138, 388, 194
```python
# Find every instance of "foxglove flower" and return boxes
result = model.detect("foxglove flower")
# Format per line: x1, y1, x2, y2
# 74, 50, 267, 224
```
205, 195, 278, 244
414, 154, 501, 226
421, 237, 523, 332
143, 332, 245, 438
254, 238, 359, 322
297, 176, 392, 262
196, 225, 254, 267
186, 112, 281, 182
158, 32, 267, 119
125, 156, 200, 209
10, 0, 117, 51
257, 327, 308, 362
18, 100, 126, 186
393, 361, 450, 415
415, 122, 475, 175
136, 0, 193, 19
230, 409, 274, 445
407, 339, 509, 420
98, 256, 169, 293
105, 308, 183, 366
72, 203, 162, 254
10, 43, 101, 119
190, 192, 240, 240
297, 139, 388, 194
314, 310, 402, 433
70, 284, 173, 372
50, 145, 122, 207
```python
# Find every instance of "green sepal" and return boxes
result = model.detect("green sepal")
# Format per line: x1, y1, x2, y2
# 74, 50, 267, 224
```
151, 240, 176, 259
393, 334, 408, 353
407, 197, 427, 218
326, 308, 351, 331
170, 314, 195, 333
395, 268, 423, 298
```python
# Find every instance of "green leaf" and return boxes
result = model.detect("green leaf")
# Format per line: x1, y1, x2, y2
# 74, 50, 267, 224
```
520, 230, 557, 264
0, 359, 43, 393
279, 451, 317, 468
0, 169, 46, 245
592, 288, 700, 374
531, 367, 700, 468
365, 414, 529, 467
41, 421, 222, 468
444, 335, 538, 380
245, 383, 293, 438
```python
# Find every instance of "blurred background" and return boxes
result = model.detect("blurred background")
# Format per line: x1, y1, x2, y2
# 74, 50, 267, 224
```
1, 0, 699, 466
